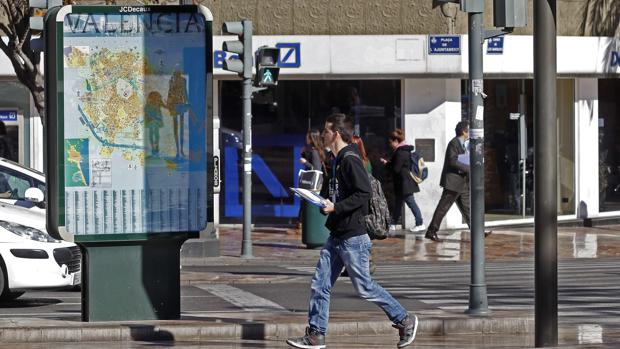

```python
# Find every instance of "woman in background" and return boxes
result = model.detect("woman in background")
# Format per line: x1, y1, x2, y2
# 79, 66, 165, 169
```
300, 129, 326, 171
380, 129, 425, 232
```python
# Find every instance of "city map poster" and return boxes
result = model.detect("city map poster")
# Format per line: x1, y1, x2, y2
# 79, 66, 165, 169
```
62, 10, 208, 236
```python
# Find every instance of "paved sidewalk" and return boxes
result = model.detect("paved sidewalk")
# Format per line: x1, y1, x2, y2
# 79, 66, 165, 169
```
3, 224, 620, 346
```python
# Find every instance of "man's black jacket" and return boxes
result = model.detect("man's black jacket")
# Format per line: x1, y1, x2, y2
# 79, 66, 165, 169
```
325, 144, 371, 239
440, 136, 470, 193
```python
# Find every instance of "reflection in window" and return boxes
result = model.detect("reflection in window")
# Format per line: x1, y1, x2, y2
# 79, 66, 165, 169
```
219, 80, 401, 223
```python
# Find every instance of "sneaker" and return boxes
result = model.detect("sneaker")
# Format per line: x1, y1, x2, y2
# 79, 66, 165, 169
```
286, 326, 325, 349
409, 224, 426, 232
389, 224, 397, 231
392, 315, 418, 348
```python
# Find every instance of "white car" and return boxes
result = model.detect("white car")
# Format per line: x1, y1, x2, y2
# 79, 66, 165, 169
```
0, 158, 46, 212
0, 201, 81, 300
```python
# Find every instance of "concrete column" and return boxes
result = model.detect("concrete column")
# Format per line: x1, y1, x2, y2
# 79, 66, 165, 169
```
402, 78, 465, 231
575, 78, 599, 219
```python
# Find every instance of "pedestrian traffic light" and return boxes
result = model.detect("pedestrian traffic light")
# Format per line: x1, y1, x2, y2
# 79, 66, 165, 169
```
29, 0, 63, 31
254, 46, 280, 87
221, 20, 252, 79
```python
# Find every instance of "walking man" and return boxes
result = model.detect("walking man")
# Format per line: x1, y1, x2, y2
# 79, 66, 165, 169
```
286, 114, 417, 349
425, 120, 490, 242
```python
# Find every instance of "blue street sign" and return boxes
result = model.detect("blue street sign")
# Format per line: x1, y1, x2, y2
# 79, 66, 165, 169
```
0, 110, 17, 121
428, 35, 460, 55
487, 36, 504, 55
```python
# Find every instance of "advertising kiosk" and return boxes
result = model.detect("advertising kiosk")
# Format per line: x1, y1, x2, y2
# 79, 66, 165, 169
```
44, 5, 214, 321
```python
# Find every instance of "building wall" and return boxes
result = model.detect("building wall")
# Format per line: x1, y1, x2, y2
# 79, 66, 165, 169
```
198, 0, 594, 36
70, 0, 600, 36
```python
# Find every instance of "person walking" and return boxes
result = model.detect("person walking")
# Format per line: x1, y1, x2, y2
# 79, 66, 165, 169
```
380, 129, 425, 232
424, 120, 490, 242
286, 114, 417, 349
346, 135, 376, 276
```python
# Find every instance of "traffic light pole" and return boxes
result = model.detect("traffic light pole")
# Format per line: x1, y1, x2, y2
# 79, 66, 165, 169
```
241, 69, 253, 259
534, 0, 558, 346
465, 7, 489, 316
236, 20, 254, 259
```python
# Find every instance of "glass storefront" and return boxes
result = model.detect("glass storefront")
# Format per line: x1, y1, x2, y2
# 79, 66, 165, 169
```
0, 81, 31, 164
219, 80, 401, 224
599, 79, 620, 212
465, 79, 575, 221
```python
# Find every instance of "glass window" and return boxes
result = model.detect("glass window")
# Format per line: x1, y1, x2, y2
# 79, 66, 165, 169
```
219, 80, 401, 224
0, 170, 31, 200
465, 79, 575, 221
599, 79, 620, 212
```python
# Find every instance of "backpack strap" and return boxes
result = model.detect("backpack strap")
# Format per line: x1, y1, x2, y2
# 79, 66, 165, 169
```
342, 151, 361, 161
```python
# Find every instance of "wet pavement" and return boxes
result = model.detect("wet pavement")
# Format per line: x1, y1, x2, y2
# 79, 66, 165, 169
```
211, 224, 620, 265
3, 224, 620, 347
2, 328, 620, 349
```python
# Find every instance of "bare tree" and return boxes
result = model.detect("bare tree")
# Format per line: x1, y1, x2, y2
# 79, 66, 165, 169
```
0, 0, 45, 127
581, 0, 620, 36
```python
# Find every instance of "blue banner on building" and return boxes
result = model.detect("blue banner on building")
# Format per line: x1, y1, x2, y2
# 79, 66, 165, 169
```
428, 35, 460, 55
0, 110, 17, 122
487, 37, 504, 55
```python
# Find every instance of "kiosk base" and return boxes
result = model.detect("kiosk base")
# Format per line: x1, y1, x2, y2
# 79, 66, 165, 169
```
80, 234, 195, 322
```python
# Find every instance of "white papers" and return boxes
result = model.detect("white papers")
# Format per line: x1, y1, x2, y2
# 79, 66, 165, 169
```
290, 187, 327, 208
457, 153, 470, 166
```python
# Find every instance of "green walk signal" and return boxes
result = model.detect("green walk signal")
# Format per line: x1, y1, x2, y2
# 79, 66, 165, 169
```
261, 68, 274, 84
254, 46, 280, 87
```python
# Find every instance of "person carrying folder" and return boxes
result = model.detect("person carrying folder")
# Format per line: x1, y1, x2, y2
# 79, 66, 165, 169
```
424, 120, 491, 242
286, 113, 417, 349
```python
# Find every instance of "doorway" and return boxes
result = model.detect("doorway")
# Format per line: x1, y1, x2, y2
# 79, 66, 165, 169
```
468, 79, 575, 221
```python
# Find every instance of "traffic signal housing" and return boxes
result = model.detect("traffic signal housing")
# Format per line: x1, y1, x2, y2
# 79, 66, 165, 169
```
29, 0, 63, 31
221, 20, 252, 79
254, 46, 280, 87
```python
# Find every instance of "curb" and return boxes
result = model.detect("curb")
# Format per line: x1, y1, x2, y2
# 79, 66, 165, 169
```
0, 316, 533, 343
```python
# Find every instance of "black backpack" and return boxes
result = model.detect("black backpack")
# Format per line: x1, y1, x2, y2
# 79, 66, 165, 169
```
342, 152, 391, 240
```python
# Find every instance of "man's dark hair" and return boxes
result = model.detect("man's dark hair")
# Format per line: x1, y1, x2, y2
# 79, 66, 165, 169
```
455, 120, 469, 137
325, 113, 353, 143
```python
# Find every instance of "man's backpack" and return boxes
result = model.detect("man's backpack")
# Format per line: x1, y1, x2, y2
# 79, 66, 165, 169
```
365, 173, 391, 240
409, 150, 428, 184
342, 152, 391, 240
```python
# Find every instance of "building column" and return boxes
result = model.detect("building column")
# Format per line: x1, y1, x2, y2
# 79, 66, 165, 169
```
575, 78, 599, 219
402, 78, 465, 230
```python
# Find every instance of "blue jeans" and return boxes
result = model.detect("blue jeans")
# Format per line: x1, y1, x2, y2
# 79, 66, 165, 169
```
308, 234, 408, 334
392, 194, 423, 226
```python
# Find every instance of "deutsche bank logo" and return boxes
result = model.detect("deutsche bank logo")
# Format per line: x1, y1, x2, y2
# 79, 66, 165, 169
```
214, 42, 301, 69
612, 51, 620, 67
276, 43, 301, 68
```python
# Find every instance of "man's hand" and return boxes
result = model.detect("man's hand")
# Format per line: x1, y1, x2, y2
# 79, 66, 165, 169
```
380, 158, 388, 165
300, 158, 307, 165
321, 199, 335, 214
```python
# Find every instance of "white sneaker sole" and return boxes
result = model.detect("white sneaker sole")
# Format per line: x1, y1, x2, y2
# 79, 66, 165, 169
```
286, 339, 326, 349
397, 315, 418, 348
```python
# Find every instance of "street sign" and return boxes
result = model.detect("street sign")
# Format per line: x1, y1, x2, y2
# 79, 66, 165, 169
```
487, 36, 504, 54
0, 110, 18, 122
428, 35, 461, 55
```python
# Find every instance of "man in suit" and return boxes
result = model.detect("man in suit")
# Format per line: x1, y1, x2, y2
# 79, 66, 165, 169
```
425, 120, 472, 242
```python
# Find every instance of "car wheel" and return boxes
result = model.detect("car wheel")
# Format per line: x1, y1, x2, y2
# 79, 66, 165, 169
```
0, 259, 24, 301
0, 258, 9, 299
0, 291, 24, 301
